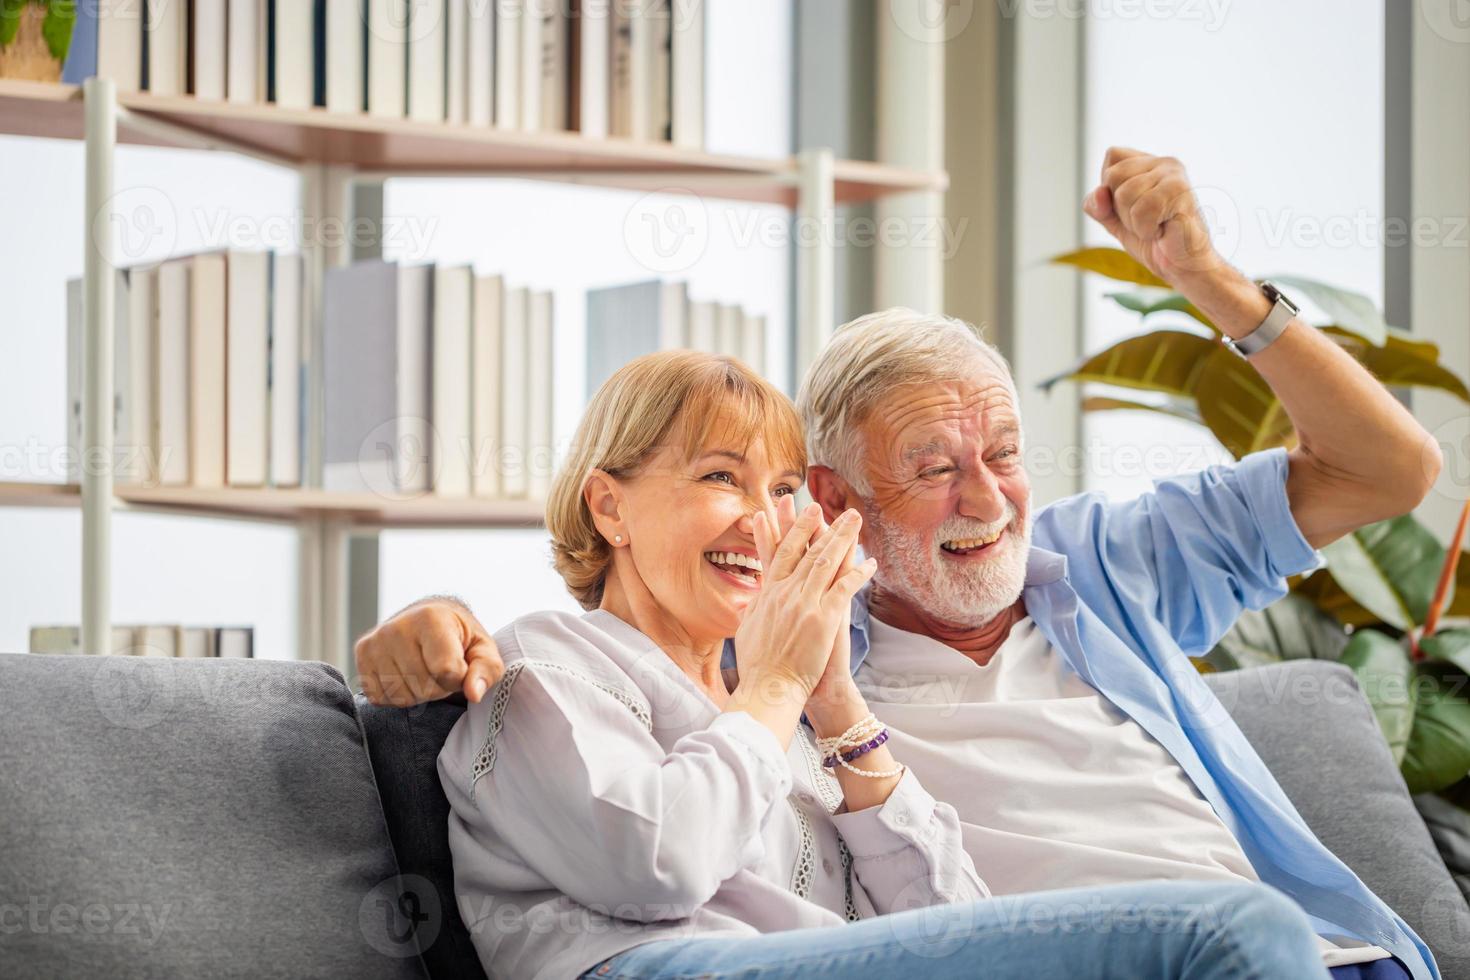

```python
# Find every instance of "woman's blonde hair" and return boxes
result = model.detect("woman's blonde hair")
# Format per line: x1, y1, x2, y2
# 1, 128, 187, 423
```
547, 350, 806, 609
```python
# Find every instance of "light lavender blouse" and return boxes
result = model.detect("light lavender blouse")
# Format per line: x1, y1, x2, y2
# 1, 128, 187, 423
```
437, 609, 987, 979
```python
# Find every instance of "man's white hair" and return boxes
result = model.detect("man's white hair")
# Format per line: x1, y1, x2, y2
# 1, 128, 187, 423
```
795, 307, 1016, 495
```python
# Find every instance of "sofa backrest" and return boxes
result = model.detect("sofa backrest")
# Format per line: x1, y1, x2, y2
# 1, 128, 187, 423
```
0, 652, 428, 980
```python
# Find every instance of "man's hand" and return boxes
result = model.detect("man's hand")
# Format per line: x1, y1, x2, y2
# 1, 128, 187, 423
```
354, 596, 504, 707
1083, 146, 1226, 288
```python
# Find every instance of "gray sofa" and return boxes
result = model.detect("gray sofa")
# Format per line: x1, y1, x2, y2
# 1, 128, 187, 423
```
3, 651, 1469, 979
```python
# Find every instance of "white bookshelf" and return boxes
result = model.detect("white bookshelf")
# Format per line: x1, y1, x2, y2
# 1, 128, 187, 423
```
0, 77, 949, 673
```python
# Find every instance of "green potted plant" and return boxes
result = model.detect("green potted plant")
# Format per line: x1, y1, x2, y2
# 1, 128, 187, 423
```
0, 0, 76, 82
1049, 245, 1470, 804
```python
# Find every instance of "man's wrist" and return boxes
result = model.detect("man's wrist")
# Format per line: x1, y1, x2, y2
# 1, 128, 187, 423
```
1173, 264, 1274, 341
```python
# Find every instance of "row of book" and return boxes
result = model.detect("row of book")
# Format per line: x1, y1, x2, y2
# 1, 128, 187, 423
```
586, 279, 766, 397
322, 260, 555, 499
65, 252, 559, 500
67, 252, 306, 488
30, 623, 255, 658
14, 0, 704, 145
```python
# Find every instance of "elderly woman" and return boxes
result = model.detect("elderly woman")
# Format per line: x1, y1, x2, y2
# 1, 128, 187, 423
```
437, 350, 1329, 980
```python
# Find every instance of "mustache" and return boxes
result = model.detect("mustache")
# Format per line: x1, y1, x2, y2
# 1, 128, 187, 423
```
932, 502, 1021, 544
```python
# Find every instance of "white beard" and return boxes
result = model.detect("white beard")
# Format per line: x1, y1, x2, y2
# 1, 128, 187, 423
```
863, 499, 1032, 629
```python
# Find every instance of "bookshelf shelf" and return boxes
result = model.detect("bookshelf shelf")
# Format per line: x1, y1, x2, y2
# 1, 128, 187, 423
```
0, 80, 947, 205
0, 481, 545, 529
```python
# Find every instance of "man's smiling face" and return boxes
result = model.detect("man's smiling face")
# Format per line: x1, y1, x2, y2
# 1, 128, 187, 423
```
854, 366, 1033, 628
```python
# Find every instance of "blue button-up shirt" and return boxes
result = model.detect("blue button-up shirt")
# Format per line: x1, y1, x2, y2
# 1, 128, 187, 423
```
729, 447, 1438, 979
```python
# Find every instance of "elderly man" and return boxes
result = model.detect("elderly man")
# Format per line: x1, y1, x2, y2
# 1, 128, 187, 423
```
356, 149, 1443, 979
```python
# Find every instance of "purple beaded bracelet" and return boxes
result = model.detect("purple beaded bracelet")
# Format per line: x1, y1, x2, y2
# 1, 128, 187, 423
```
822, 728, 889, 768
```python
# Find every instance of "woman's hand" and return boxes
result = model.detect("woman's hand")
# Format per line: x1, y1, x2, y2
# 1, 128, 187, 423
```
724, 502, 876, 746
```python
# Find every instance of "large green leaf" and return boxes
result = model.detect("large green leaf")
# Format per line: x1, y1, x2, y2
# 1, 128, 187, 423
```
41, 0, 74, 61
1271, 274, 1387, 346
1324, 328, 1470, 404
1207, 594, 1348, 672
1447, 555, 1470, 619
1340, 629, 1416, 763
1104, 291, 1218, 334
1194, 346, 1296, 458
1321, 515, 1446, 631
1080, 395, 1203, 425
1403, 650, 1470, 794
1292, 570, 1384, 629
1323, 325, 1441, 362
1052, 247, 1170, 288
0, 0, 26, 47
1039, 331, 1215, 397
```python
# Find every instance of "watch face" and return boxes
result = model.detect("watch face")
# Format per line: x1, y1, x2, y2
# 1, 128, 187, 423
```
1262, 281, 1300, 315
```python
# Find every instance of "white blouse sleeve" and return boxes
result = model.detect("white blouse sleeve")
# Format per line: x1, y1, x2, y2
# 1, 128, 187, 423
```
439, 658, 792, 923
830, 767, 990, 912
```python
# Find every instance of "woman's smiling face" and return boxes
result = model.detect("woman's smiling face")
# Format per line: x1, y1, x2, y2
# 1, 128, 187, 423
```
603, 408, 805, 644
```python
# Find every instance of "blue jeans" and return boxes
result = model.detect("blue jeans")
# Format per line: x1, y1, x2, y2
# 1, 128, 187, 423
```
581, 879, 1337, 979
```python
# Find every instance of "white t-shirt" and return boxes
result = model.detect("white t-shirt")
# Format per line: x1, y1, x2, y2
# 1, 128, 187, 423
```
856, 614, 1392, 969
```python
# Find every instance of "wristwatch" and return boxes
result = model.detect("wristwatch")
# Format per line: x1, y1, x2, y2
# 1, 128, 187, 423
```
1222, 281, 1298, 359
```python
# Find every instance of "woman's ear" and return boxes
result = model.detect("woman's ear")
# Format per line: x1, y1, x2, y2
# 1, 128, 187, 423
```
584, 469, 627, 546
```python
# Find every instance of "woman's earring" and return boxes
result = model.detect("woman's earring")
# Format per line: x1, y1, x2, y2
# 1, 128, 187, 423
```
614, 534, 623, 544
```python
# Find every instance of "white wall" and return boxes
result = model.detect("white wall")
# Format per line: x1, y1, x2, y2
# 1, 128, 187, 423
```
0, 0, 794, 654
1081, 0, 1385, 499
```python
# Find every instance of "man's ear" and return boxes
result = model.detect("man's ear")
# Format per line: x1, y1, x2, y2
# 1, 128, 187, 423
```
807, 465, 854, 524
584, 469, 626, 545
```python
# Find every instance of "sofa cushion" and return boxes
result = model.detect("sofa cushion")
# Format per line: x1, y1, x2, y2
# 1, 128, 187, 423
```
0, 652, 427, 980
356, 694, 484, 980
1205, 659, 1470, 976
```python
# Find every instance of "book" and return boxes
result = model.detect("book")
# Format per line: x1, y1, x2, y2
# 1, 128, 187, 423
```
432, 264, 474, 496
190, 0, 228, 100
585, 279, 686, 398
446, 0, 468, 124
322, 261, 433, 495
124, 265, 157, 485
134, 624, 179, 658
147, 0, 188, 96
471, 273, 504, 497
226, 250, 270, 487
269, 253, 303, 487
494, 0, 521, 128
189, 253, 228, 488
65, 271, 142, 484
538, 0, 567, 130
366, 0, 407, 117
466, 0, 495, 125
269, 0, 315, 108
179, 627, 214, 658
570, 0, 609, 137
407, 0, 446, 121
29, 625, 137, 655
527, 290, 555, 499
648, 0, 670, 142
62, 0, 144, 91
740, 311, 765, 376
217, 627, 254, 658
155, 257, 191, 485
499, 285, 529, 497
322, 0, 365, 112
518, 0, 542, 129
716, 303, 741, 358
227, 0, 265, 103
610, 0, 653, 139
670, 0, 703, 149
685, 298, 715, 353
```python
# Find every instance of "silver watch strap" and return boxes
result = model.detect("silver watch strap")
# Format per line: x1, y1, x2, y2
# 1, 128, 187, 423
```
1224, 281, 1298, 358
